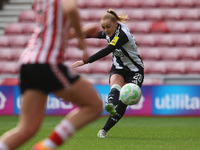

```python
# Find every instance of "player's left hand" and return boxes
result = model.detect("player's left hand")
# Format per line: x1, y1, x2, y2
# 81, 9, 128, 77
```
72, 60, 84, 68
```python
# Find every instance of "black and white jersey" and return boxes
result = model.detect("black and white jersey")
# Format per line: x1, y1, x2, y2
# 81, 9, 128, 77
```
97, 22, 144, 72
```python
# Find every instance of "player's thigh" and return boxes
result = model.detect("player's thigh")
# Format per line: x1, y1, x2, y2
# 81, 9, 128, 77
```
110, 74, 125, 88
18, 90, 47, 130
53, 77, 102, 107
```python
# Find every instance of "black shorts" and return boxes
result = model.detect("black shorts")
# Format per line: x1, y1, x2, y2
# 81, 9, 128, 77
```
109, 66, 144, 88
19, 64, 80, 94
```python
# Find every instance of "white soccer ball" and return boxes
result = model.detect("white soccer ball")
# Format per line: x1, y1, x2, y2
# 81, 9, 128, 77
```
120, 83, 142, 105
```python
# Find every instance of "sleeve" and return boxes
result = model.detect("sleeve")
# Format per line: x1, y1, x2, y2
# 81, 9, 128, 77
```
86, 31, 106, 39
96, 31, 106, 39
109, 30, 129, 49
85, 45, 115, 63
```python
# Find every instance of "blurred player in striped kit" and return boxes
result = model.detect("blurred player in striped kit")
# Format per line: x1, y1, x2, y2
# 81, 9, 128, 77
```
0, 0, 102, 150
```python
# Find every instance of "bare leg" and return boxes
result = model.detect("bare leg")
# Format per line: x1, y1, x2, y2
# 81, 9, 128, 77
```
53, 77, 103, 130
110, 74, 125, 88
0, 90, 47, 150
98, 74, 127, 136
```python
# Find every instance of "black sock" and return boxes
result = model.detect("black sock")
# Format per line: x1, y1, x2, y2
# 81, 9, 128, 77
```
103, 100, 127, 132
107, 88, 120, 106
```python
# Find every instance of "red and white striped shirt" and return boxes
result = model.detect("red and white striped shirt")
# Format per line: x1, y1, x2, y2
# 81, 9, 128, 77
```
20, 0, 68, 64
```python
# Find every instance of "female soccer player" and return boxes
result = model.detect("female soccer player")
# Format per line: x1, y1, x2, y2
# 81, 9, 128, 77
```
72, 9, 144, 138
0, 0, 103, 149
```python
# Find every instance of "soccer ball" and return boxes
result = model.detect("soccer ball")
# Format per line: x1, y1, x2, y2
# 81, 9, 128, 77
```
120, 83, 141, 105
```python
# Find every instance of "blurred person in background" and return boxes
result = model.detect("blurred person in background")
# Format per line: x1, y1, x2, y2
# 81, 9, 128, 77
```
0, 0, 103, 150
72, 9, 144, 138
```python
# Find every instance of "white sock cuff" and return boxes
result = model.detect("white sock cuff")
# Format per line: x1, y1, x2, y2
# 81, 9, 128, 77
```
0, 142, 9, 150
111, 84, 121, 91
61, 120, 75, 134
55, 120, 75, 141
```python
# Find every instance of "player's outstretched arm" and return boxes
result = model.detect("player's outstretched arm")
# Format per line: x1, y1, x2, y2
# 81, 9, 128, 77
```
68, 23, 100, 39
72, 60, 85, 68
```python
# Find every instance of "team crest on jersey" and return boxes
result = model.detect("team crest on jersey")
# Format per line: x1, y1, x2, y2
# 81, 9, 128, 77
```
113, 49, 124, 57
110, 37, 119, 46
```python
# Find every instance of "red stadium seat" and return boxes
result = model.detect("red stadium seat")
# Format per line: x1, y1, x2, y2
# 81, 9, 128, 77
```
181, 9, 200, 20
127, 22, 151, 33
5, 23, 24, 35
160, 48, 181, 60
89, 9, 105, 21
158, 0, 177, 7
150, 21, 168, 33
143, 60, 168, 74
23, 23, 36, 34
67, 39, 78, 47
9, 35, 31, 48
134, 34, 157, 46
166, 21, 187, 33
173, 34, 193, 46
79, 9, 92, 21
105, 0, 123, 8
80, 9, 104, 21
156, 34, 175, 46
0, 61, 19, 74
18, 10, 35, 22
145, 9, 164, 20
122, 0, 141, 8
0, 36, 10, 47
180, 47, 200, 60
176, 0, 195, 7
139, 47, 161, 60
191, 34, 200, 45
140, 0, 159, 8
5, 23, 36, 35
77, 0, 87, 8
65, 47, 84, 60
167, 61, 186, 74
126, 9, 145, 20
163, 9, 182, 20
186, 61, 200, 74
0, 48, 23, 61
0, 35, 30, 48
87, 47, 102, 56
84, 0, 105, 8
0, 48, 13, 60
13, 48, 24, 60
194, 0, 200, 6
90, 61, 112, 74
187, 21, 200, 32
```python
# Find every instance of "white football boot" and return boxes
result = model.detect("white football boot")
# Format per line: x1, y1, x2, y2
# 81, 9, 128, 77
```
97, 129, 107, 138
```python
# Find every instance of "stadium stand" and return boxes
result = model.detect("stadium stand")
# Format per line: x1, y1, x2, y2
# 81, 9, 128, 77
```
0, 0, 200, 85
4, 22, 36, 35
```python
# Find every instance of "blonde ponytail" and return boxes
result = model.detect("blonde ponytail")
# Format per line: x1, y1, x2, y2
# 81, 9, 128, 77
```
102, 9, 129, 23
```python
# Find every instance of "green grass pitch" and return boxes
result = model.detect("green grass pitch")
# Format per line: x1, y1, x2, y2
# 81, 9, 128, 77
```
0, 116, 200, 150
